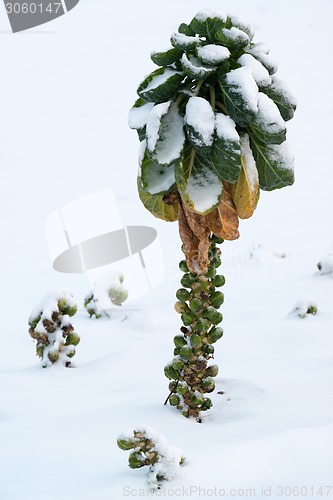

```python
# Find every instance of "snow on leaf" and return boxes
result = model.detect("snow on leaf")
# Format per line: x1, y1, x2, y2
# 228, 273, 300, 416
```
196, 44, 230, 65
170, 32, 201, 51
215, 27, 250, 50
247, 44, 278, 75
219, 66, 259, 127
151, 47, 183, 67
175, 144, 223, 215
185, 96, 215, 156
140, 148, 176, 195
238, 53, 271, 88
128, 100, 155, 130
263, 76, 297, 121
250, 135, 295, 191
210, 113, 241, 184
146, 101, 185, 166
249, 92, 286, 145
229, 14, 254, 40
189, 10, 227, 39
137, 68, 183, 103
181, 53, 217, 80
230, 133, 259, 219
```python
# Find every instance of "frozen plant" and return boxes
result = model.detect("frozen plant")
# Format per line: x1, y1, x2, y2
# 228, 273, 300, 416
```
84, 273, 128, 318
29, 291, 80, 367
290, 299, 318, 319
117, 426, 185, 489
129, 9, 296, 420
317, 255, 333, 276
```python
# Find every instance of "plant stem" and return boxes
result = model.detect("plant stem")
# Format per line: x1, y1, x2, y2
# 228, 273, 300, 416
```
216, 101, 228, 114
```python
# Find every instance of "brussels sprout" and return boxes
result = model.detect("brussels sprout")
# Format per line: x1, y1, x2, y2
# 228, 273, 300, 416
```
174, 335, 187, 348
177, 381, 188, 395
117, 438, 136, 451
205, 266, 217, 279
213, 275, 226, 287
189, 298, 203, 312
169, 394, 181, 406
196, 318, 210, 333
176, 288, 191, 301
179, 345, 192, 360
209, 327, 224, 343
204, 344, 215, 355
65, 333, 80, 347
191, 391, 204, 405
189, 334, 201, 347
181, 273, 197, 288
174, 301, 189, 314
210, 291, 225, 308
129, 452, 145, 469
203, 306, 218, 321
164, 364, 179, 380
48, 351, 60, 363
202, 377, 215, 393
169, 381, 178, 392
181, 311, 195, 326
179, 260, 189, 272
211, 312, 223, 325
172, 357, 184, 371
206, 364, 219, 377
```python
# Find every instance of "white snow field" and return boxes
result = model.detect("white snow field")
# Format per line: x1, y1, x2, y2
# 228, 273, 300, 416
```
0, 0, 333, 499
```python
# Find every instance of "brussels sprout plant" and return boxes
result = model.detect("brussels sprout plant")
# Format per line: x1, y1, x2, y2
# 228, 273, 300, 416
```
129, 9, 296, 420
29, 291, 80, 367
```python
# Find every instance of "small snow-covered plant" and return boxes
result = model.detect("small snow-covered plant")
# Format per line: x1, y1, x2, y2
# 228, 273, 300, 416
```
84, 292, 103, 319
85, 272, 128, 318
317, 255, 333, 276
29, 291, 80, 367
129, 9, 296, 420
290, 300, 318, 319
117, 426, 185, 489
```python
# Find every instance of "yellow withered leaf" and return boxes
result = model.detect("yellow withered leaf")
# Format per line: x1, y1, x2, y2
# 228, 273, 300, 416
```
231, 134, 260, 220
207, 183, 240, 241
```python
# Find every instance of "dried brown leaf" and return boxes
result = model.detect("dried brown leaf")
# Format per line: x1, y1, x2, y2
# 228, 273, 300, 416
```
207, 183, 240, 241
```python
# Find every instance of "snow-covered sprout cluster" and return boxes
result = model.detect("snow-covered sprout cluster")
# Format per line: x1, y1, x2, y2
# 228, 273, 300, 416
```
117, 426, 185, 489
317, 255, 333, 276
84, 273, 128, 318
290, 300, 318, 319
29, 291, 80, 367
130, 8, 297, 229
165, 235, 224, 420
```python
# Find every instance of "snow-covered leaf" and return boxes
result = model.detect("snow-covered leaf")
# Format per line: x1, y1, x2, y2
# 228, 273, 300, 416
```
229, 14, 254, 41
249, 92, 286, 145
230, 134, 259, 219
184, 96, 215, 156
170, 32, 201, 51
214, 27, 250, 50
175, 143, 223, 215
181, 53, 217, 80
250, 135, 295, 190
237, 54, 271, 89
210, 113, 241, 183
219, 67, 259, 126
178, 22, 196, 36
263, 78, 297, 121
137, 68, 183, 103
196, 44, 230, 65
247, 44, 278, 75
151, 47, 183, 67
189, 10, 227, 39
128, 98, 155, 141
140, 148, 175, 195
137, 176, 178, 222
146, 101, 185, 166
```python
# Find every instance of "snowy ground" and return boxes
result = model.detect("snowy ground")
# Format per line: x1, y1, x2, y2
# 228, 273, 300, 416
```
1, 0, 333, 499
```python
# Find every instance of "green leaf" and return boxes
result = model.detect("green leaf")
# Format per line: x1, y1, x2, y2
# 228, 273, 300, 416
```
151, 47, 183, 67
178, 23, 195, 36
146, 102, 185, 166
184, 96, 215, 157
262, 80, 297, 121
189, 14, 226, 39
137, 177, 178, 222
210, 113, 241, 183
141, 148, 176, 195
249, 135, 295, 190
248, 92, 286, 145
214, 27, 250, 50
137, 68, 184, 104
219, 67, 258, 127
175, 143, 223, 215
181, 53, 217, 80
170, 32, 201, 51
